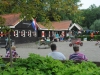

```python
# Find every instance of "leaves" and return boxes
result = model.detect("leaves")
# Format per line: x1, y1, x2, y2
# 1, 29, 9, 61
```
0, 0, 83, 29
90, 19, 100, 31
1, 53, 100, 75
81, 5, 100, 29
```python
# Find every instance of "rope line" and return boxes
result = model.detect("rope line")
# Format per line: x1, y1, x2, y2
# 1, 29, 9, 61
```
0, 32, 10, 36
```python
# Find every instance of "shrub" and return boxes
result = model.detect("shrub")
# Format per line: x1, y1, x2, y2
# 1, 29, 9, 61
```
77, 35, 100, 41
0, 54, 100, 75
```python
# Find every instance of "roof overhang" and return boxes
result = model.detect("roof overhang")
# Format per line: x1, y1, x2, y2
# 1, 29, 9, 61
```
38, 28, 68, 31
69, 23, 83, 30
9, 20, 22, 28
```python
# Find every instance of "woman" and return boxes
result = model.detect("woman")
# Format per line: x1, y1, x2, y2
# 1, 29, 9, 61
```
5, 46, 18, 58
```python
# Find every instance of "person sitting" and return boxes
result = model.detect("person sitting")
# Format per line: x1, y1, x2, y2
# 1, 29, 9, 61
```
48, 44, 66, 60
0, 54, 2, 57
5, 46, 18, 58
69, 45, 87, 61
40, 38, 45, 41
39, 37, 45, 45
46, 37, 50, 42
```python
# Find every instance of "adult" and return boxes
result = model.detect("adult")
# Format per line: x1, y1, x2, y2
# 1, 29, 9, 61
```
56, 33, 59, 41
69, 45, 87, 61
5, 42, 10, 53
48, 44, 66, 60
40, 37, 45, 41
59, 34, 62, 41
5, 46, 18, 58
46, 37, 50, 41
90, 32, 94, 41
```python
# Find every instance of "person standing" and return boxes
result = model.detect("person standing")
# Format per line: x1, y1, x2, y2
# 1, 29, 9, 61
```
5, 42, 10, 53
90, 32, 94, 41
69, 45, 87, 61
48, 44, 66, 60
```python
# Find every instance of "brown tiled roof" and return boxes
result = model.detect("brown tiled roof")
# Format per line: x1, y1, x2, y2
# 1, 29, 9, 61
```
37, 23, 46, 29
37, 20, 72, 30
0, 13, 20, 26
52, 20, 72, 30
0, 13, 72, 30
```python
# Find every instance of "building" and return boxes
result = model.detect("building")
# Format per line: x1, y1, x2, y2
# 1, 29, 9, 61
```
0, 13, 37, 44
0, 13, 83, 44
37, 20, 72, 38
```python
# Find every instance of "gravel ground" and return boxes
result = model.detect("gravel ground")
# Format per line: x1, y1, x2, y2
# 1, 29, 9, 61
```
0, 41, 100, 62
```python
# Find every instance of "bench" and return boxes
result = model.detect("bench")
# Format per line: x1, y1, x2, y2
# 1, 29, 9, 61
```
38, 41, 53, 49
1, 58, 19, 62
60, 60, 100, 67
39, 41, 53, 46
0, 55, 20, 62
0, 57, 20, 69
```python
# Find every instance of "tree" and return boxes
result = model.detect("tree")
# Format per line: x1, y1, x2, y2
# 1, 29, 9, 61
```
81, 4, 100, 29
0, 0, 82, 22
0, 16, 5, 25
0, 16, 13, 67
0, 0, 83, 67
90, 19, 100, 31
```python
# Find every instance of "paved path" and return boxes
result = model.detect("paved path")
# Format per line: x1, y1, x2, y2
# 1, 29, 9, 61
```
0, 41, 100, 62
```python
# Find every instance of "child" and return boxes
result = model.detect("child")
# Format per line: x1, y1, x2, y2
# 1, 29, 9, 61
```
5, 46, 18, 58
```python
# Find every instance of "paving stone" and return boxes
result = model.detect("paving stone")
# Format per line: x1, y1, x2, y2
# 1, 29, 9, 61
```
0, 41, 100, 62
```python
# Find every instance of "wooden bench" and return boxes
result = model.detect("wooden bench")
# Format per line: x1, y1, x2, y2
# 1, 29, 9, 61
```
92, 62, 100, 67
60, 60, 100, 67
1, 58, 18, 62
38, 41, 53, 49
0, 57, 20, 69
0, 56, 20, 62
39, 41, 53, 46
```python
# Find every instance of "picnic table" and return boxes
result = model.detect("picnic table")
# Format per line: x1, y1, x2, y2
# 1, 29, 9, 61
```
38, 40, 53, 49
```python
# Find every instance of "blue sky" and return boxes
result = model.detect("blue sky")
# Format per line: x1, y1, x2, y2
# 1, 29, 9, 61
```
79, 0, 100, 9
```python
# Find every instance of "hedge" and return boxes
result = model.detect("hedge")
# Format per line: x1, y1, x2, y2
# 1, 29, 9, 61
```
74, 35, 100, 41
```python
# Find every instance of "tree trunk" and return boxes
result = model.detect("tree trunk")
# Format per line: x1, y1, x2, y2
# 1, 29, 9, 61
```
8, 33, 13, 67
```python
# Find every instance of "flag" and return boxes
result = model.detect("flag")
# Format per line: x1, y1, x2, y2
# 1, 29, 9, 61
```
31, 19, 37, 31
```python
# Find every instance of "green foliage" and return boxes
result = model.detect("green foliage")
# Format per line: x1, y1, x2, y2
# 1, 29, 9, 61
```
94, 35, 100, 40
0, 0, 83, 23
0, 15, 11, 33
77, 35, 100, 41
90, 19, 100, 31
0, 16, 5, 25
0, 57, 4, 64
81, 5, 100, 29
0, 53, 100, 75
0, 0, 86, 29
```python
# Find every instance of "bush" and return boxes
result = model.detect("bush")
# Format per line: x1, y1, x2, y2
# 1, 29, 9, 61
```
94, 35, 100, 40
0, 54, 100, 75
77, 35, 100, 41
